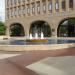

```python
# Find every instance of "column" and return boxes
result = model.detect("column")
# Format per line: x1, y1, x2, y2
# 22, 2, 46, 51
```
66, 0, 69, 11
46, 0, 48, 13
59, 0, 62, 12
35, 1, 37, 15
73, 0, 75, 11
9, 0, 11, 7
40, 0, 43, 14
6, 25, 10, 36
25, 3, 27, 16
5, 0, 7, 7
30, 2, 32, 15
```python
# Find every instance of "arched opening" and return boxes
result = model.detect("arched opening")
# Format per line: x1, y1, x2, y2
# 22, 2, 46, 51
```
57, 18, 75, 37
10, 23, 25, 37
29, 20, 51, 38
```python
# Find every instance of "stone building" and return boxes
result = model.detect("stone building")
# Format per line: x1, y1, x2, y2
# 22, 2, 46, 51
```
5, 0, 75, 37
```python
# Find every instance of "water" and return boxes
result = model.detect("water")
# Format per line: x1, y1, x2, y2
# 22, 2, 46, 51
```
0, 39, 75, 45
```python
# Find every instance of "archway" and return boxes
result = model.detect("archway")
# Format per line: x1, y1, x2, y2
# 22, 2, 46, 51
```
10, 23, 25, 37
57, 18, 75, 37
29, 20, 51, 38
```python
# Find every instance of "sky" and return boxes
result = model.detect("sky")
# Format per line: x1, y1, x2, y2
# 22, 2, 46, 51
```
0, 0, 5, 22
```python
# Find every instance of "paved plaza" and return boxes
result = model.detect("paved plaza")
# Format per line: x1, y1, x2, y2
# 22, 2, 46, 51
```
0, 48, 75, 75
27, 56, 75, 75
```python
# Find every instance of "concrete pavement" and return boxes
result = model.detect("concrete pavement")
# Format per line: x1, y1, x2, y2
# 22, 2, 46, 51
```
27, 56, 75, 75
0, 47, 75, 75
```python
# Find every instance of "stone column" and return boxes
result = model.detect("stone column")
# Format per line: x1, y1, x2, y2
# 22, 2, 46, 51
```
46, 0, 48, 13
25, 3, 28, 16
51, 19, 58, 37
66, 0, 69, 11
73, 0, 75, 11
40, 0, 43, 14
59, 0, 62, 12
5, 0, 7, 7
24, 27, 30, 38
35, 1, 37, 15
30, 2, 32, 16
6, 25, 10, 36
8, 0, 10, 6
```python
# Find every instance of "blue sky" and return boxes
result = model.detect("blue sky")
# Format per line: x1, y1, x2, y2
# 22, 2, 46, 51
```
0, 0, 5, 21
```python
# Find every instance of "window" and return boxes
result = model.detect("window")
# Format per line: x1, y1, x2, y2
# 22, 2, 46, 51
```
11, 9, 13, 17
42, 2, 46, 13
37, 2, 40, 13
69, 0, 73, 9
62, 0, 66, 11
7, 0, 9, 6
22, 6, 26, 15
27, 5, 30, 15
22, 0, 25, 2
32, 3, 35, 14
18, 0, 21, 3
48, 0, 52, 12
18, 7, 21, 16
6, 9, 9, 19
55, 0, 59, 12
14, 8, 17, 16
11, 0, 14, 5
14, 0, 17, 4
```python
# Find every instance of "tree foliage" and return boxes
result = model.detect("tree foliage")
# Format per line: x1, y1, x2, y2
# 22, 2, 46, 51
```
10, 25, 23, 36
0, 21, 6, 35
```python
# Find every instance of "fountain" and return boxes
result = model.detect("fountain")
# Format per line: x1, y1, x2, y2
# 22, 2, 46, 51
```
35, 33, 38, 39
26, 32, 48, 42
41, 32, 44, 39
30, 33, 33, 39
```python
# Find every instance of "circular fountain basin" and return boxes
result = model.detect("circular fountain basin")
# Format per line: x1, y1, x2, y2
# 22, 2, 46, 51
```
26, 39, 48, 43
0, 38, 75, 51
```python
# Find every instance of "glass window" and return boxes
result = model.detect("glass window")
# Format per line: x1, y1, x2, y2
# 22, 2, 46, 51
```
55, 0, 59, 11
37, 2, 40, 13
22, 6, 26, 15
18, 7, 21, 15
6, 9, 9, 19
18, 0, 21, 3
69, 0, 73, 9
11, 9, 13, 17
14, 0, 17, 4
11, 0, 14, 5
22, 0, 25, 2
48, 0, 52, 12
7, 0, 9, 6
42, 2, 46, 12
14, 8, 17, 16
27, 5, 30, 14
62, 0, 66, 11
32, 3, 35, 14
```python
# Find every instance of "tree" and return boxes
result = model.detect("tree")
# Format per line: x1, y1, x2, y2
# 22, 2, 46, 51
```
0, 21, 6, 35
10, 25, 23, 36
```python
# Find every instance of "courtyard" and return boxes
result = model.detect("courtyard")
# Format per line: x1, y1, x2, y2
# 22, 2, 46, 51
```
0, 47, 75, 75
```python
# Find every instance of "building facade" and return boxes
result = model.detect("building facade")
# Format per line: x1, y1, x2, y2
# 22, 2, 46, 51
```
5, 0, 75, 37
